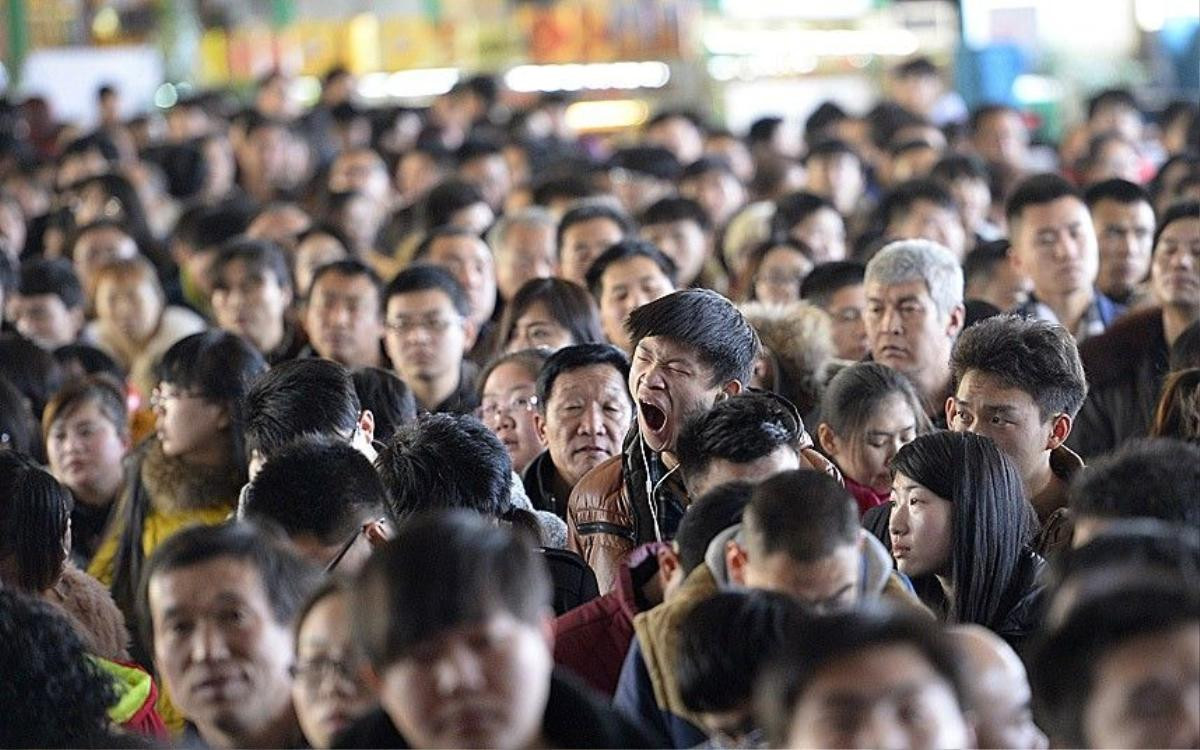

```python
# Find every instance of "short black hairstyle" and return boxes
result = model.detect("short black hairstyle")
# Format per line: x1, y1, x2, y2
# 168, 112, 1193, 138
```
799, 260, 865, 307
496, 277, 603, 356
418, 178, 487, 231
0, 376, 36, 456
930, 153, 990, 184
1153, 199, 1199, 252
584, 238, 677, 298
804, 102, 849, 144
309, 258, 384, 313
0, 334, 65, 421
951, 314, 1088, 419
0, 451, 71, 592
352, 510, 551, 667
0, 590, 120, 747
677, 590, 806, 715
639, 196, 710, 232
968, 103, 1020, 136
747, 116, 784, 146
675, 391, 802, 492
17, 258, 83, 309
210, 236, 292, 292
535, 343, 631, 412
675, 481, 752, 577
59, 132, 119, 165
1068, 438, 1200, 526
530, 174, 602, 209
608, 145, 682, 181
962, 239, 1011, 287
894, 56, 939, 79
352, 367, 418, 444
1030, 577, 1198, 747
137, 522, 321, 655
244, 434, 386, 548
773, 191, 837, 237
52, 343, 123, 381
627, 289, 760, 386
556, 202, 636, 258
878, 178, 955, 229
756, 607, 968, 749
383, 263, 470, 318
412, 223, 485, 262
374, 413, 512, 523
244, 358, 362, 460
744, 469, 858, 563
1005, 173, 1081, 226
679, 156, 736, 183
803, 137, 863, 167
1083, 177, 1152, 211
1086, 87, 1139, 121
455, 136, 504, 165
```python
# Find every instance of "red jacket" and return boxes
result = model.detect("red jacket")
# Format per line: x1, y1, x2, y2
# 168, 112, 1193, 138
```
552, 543, 666, 698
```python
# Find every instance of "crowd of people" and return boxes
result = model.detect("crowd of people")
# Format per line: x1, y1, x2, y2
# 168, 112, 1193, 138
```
0, 56, 1198, 749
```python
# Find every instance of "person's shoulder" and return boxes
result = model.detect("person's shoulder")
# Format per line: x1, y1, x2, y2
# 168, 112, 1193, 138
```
331, 708, 409, 749
545, 669, 669, 749
1079, 307, 1164, 384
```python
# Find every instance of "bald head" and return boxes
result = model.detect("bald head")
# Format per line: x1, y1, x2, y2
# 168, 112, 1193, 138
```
950, 625, 1047, 750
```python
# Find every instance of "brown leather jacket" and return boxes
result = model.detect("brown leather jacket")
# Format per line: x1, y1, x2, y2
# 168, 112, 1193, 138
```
567, 430, 841, 593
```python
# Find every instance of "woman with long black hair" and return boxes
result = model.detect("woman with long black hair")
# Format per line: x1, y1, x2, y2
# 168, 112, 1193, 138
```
888, 430, 1046, 648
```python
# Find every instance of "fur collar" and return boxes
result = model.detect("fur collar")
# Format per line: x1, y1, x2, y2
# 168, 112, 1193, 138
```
139, 439, 245, 514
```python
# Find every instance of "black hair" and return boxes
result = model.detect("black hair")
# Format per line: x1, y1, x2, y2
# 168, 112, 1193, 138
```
584, 238, 678, 298
531, 174, 601, 208
951, 314, 1087, 419
639, 196, 711, 232
878, 178, 955, 229
968, 103, 1019, 135
70, 172, 156, 249
675, 391, 802, 491
479, 349, 551, 402
210, 236, 293, 292
295, 221, 353, 256
383, 263, 470, 318
1086, 87, 1139, 121
17, 257, 84, 309
352, 510, 551, 667
1005, 173, 1081, 225
756, 607, 967, 749
0, 376, 37, 456
455, 136, 504, 165
1083, 177, 1152, 210
137, 522, 321, 656
1068, 438, 1200, 527
675, 481, 752, 576
244, 434, 387, 546
962, 239, 1011, 286
244, 358, 362, 460
742, 237, 813, 301
535, 343, 631, 411
747, 116, 784, 146
0, 333, 66, 422
495, 277, 603, 355
1153, 199, 1199, 251
1049, 519, 1200, 598
41, 373, 128, 444
772, 191, 837, 238
608, 145, 682, 181
52, 343, 123, 381
930, 153, 990, 184
309, 258, 384, 313
412, 223, 485, 263
679, 156, 736, 182
889, 138, 938, 159
0, 451, 71, 592
191, 199, 256, 253
1170, 320, 1200, 371
59, 132, 119, 165
627, 289, 759, 386
894, 56, 939, 79
799, 260, 865, 307
0, 589, 120, 748
890, 431, 1037, 627
0, 251, 15, 297
352, 367, 418, 444
677, 590, 807, 714
804, 102, 849, 143
819, 361, 931, 443
155, 330, 268, 473
418, 178, 487, 232
744, 470, 858, 563
556, 202, 636, 258
1030, 577, 1198, 747
374, 413, 513, 523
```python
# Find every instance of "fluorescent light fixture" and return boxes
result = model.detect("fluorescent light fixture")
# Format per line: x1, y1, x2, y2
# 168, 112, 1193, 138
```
1012, 74, 1063, 103
504, 62, 671, 93
703, 27, 920, 57
564, 99, 650, 131
357, 68, 460, 101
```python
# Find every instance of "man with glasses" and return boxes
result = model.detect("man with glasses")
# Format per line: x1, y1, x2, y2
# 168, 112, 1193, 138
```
383, 265, 480, 414
800, 261, 868, 361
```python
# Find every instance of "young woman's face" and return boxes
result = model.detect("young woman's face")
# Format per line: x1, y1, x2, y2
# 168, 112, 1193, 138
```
151, 382, 228, 459
292, 593, 376, 749
46, 399, 128, 502
479, 362, 544, 476
505, 302, 575, 354
888, 472, 953, 579
828, 394, 918, 492
96, 275, 163, 346
752, 245, 813, 305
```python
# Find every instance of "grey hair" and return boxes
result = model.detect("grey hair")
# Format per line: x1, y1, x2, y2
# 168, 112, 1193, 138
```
486, 206, 558, 252
865, 239, 964, 319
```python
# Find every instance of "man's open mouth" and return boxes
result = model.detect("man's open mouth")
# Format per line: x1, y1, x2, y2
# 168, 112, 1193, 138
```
640, 401, 667, 432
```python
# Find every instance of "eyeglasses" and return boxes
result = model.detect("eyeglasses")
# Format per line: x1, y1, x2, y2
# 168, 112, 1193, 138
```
289, 656, 363, 691
324, 517, 385, 573
384, 315, 461, 335
475, 394, 538, 422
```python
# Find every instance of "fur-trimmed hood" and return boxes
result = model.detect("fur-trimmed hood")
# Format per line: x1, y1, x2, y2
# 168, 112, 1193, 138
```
47, 564, 130, 662
140, 438, 246, 515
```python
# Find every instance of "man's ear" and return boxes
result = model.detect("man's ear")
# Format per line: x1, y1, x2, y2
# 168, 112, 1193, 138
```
944, 395, 957, 427
533, 411, 548, 448
364, 519, 393, 547
358, 409, 375, 445
462, 318, 479, 352
1046, 413, 1072, 450
726, 539, 749, 586
361, 662, 383, 695
945, 303, 966, 339
816, 422, 839, 457
655, 546, 680, 588
720, 379, 743, 399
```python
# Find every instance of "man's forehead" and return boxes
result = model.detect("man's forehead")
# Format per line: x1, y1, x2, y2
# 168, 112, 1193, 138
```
956, 370, 1036, 405
635, 335, 703, 361
865, 278, 931, 301
150, 556, 265, 607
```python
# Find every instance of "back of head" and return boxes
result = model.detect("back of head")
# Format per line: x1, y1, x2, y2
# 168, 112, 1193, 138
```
1069, 438, 1200, 528
18, 257, 84, 310
864, 239, 964, 319
677, 590, 807, 715
375, 413, 512, 523
951, 314, 1087, 419
0, 451, 71, 592
352, 510, 550, 668
675, 391, 802, 491
0, 333, 66, 420
244, 358, 361, 461
351, 367, 418, 444
244, 434, 387, 547
627, 288, 760, 386
675, 481, 753, 576
744, 470, 857, 563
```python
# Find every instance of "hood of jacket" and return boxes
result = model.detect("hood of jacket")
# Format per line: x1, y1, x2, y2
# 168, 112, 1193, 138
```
140, 438, 246, 515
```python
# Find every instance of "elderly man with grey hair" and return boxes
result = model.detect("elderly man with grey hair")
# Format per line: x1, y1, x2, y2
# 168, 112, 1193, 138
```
487, 206, 559, 302
864, 239, 965, 425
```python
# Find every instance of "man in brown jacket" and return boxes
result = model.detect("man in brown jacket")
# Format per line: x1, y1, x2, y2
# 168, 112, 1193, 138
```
566, 289, 759, 592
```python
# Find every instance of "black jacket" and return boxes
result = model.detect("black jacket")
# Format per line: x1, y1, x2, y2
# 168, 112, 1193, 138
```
333, 669, 666, 749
